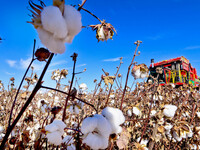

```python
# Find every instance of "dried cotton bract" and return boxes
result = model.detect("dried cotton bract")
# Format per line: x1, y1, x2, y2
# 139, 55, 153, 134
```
89, 21, 116, 42
28, 1, 82, 54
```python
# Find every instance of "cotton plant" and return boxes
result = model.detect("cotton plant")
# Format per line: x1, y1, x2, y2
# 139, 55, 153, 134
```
44, 120, 66, 145
28, 0, 82, 54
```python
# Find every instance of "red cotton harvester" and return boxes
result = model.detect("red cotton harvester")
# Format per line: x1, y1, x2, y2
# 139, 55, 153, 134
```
147, 56, 200, 88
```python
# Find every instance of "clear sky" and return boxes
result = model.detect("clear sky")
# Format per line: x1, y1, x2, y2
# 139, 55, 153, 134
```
0, 0, 200, 91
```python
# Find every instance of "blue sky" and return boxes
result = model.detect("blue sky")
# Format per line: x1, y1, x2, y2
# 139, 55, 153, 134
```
0, 0, 200, 91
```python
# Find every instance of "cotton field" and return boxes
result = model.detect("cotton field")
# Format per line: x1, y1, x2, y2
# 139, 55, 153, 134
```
0, 0, 200, 149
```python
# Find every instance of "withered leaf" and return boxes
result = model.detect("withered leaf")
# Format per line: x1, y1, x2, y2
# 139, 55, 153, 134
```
116, 128, 130, 149
103, 76, 115, 86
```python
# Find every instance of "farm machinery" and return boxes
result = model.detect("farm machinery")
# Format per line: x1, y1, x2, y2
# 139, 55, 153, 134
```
147, 56, 200, 88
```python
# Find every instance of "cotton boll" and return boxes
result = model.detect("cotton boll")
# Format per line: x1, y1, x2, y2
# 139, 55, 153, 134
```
141, 72, 148, 79
94, 114, 112, 138
190, 144, 197, 150
150, 110, 157, 117
0, 133, 5, 140
45, 120, 66, 134
116, 109, 126, 125
0, 126, 4, 133
41, 105, 47, 113
173, 131, 182, 142
153, 95, 158, 101
197, 112, 200, 119
114, 126, 122, 134
102, 107, 125, 126
52, 120, 66, 132
45, 123, 59, 133
186, 129, 193, 138
110, 94, 115, 99
101, 107, 125, 134
79, 83, 87, 91
163, 105, 177, 118
63, 5, 82, 43
37, 27, 66, 54
133, 69, 141, 79
164, 123, 173, 131
68, 105, 74, 114
81, 116, 98, 134
82, 133, 108, 150
132, 107, 141, 116
180, 131, 187, 139
127, 109, 132, 117
41, 6, 68, 39
74, 106, 80, 114
159, 95, 163, 100
46, 131, 62, 145
100, 26, 106, 40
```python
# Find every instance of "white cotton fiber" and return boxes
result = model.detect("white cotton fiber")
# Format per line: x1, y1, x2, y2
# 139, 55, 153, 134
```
41, 6, 68, 39
45, 123, 59, 133
79, 83, 87, 90
0, 126, 4, 133
163, 105, 177, 118
46, 131, 62, 145
127, 109, 132, 117
98, 26, 105, 41
63, 5, 82, 43
52, 120, 66, 132
81, 116, 98, 134
45, 120, 66, 134
37, 27, 66, 54
102, 107, 125, 125
74, 106, 80, 114
94, 114, 112, 138
0, 133, 5, 141
141, 72, 148, 79
133, 107, 141, 116
101, 107, 125, 134
133, 69, 141, 79
82, 133, 108, 150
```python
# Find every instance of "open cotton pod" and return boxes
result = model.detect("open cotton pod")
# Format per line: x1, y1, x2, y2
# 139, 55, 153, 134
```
28, 0, 82, 54
131, 64, 149, 79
